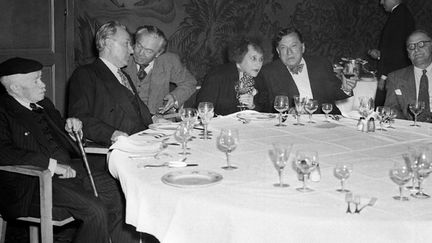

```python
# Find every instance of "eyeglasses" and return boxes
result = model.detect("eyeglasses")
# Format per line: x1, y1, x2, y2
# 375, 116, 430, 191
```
407, 40, 432, 51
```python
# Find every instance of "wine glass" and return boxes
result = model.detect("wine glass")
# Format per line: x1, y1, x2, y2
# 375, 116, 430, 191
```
274, 95, 289, 127
293, 95, 306, 126
358, 97, 374, 118
216, 128, 239, 170
174, 122, 192, 156
235, 81, 250, 111
321, 103, 333, 122
179, 107, 198, 129
295, 150, 318, 192
387, 108, 398, 129
269, 143, 293, 187
408, 101, 425, 127
411, 147, 432, 199
333, 162, 353, 192
197, 102, 214, 140
304, 99, 318, 123
389, 161, 412, 201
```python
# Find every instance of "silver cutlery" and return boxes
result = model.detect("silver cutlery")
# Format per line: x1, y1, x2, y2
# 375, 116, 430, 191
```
139, 131, 167, 139
357, 197, 377, 214
345, 192, 353, 214
238, 117, 251, 124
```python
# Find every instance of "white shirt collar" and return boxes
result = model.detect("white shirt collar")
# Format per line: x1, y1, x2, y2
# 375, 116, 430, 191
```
288, 58, 306, 75
13, 96, 37, 110
136, 60, 154, 73
391, 3, 400, 13
100, 57, 119, 74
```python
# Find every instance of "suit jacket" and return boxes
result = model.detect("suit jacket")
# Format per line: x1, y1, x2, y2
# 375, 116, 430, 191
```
0, 95, 75, 219
68, 58, 153, 146
255, 57, 350, 114
384, 65, 430, 121
196, 63, 247, 115
123, 52, 197, 114
378, 3, 415, 77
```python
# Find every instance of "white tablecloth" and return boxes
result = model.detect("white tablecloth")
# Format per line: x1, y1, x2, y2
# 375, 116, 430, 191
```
108, 114, 432, 243
336, 77, 378, 116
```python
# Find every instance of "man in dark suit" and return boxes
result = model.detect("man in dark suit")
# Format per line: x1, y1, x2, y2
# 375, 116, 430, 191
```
255, 27, 356, 114
385, 30, 432, 122
368, 0, 415, 106
68, 21, 153, 146
0, 57, 133, 243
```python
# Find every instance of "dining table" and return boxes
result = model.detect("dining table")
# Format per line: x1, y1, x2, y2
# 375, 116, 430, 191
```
107, 111, 432, 243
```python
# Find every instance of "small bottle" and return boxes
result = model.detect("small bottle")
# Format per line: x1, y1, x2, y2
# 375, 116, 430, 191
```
357, 117, 365, 131
310, 164, 321, 182
362, 118, 368, 132
367, 117, 375, 132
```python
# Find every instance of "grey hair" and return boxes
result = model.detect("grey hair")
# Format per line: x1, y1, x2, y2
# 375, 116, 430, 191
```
95, 20, 127, 52
134, 25, 167, 53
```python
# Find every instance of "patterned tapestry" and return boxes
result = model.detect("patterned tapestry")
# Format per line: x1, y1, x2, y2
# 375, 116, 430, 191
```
75, 0, 432, 84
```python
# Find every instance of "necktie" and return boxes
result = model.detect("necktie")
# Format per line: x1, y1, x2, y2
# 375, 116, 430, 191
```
137, 64, 148, 80
418, 69, 430, 110
117, 69, 133, 93
30, 103, 43, 113
289, 63, 304, 75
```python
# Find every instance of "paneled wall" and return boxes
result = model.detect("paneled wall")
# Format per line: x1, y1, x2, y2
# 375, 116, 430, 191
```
75, 0, 432, 84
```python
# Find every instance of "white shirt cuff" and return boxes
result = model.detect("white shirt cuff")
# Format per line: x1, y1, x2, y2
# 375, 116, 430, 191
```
48, 158, 57, 176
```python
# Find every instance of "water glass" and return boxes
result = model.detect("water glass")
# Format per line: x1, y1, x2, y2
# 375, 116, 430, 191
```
304, 99, 318, 123
358, 97, 374, 117
269, 143, 292, 187
216, 128, 239, 170
174, 122, 192, 156
197, 102, 214, 139
295, 150, 318, 192
334, 162, 353, 192
179, 107, 198, 129
274, 95, 289, 126
321, 103, 333, 122
411, 147, 432, 199
389, 161, 412, 201
293, 95, 306, 126
408, 101, 425, 127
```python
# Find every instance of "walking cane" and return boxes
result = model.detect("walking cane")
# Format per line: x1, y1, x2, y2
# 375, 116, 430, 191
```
73, 131, 99, 197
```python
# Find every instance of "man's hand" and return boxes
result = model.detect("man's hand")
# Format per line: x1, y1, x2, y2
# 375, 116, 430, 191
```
65, 118, 83, 139
341, 75, 357, 93
55, 164, 76, 179
238, 94, 255, 109
111, 130, 128, 144
368, 49, 380, 60
158, 94, 177, 114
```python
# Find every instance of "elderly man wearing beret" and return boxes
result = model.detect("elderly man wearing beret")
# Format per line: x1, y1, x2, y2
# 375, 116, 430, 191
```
0, 57, 140, 243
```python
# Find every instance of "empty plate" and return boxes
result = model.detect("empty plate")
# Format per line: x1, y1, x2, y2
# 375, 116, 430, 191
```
161, 170, 223, 188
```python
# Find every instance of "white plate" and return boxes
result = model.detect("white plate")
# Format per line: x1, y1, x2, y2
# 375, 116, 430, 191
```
161, 170, 223, 188
149, 122, 179, 130
236, 112, 277, 120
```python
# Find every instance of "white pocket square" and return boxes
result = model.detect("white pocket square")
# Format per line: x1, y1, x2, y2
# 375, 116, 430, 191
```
395, 89, 402, 95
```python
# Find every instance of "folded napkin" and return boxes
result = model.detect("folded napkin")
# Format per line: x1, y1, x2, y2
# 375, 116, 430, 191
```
109, 136, 161, 155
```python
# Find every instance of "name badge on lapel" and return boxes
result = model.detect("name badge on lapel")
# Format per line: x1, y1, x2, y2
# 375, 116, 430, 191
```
24, 131, 30, 136
395, 89, 402, 95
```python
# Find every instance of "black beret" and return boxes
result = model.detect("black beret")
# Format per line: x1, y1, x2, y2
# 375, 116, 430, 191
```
0, 57, 43, 77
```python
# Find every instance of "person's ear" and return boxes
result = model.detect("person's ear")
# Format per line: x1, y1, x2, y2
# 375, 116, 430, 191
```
301, 43, 305, 54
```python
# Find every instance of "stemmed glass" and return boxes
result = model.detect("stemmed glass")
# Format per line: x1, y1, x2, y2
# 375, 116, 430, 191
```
216, 128, 239, 170
197, 102, 214, 140
295, 150, 318, 192
174, 122, 192, 156
179, 107, 198, 129
389, 161, 412, 201
411, 147, 432, 199
387, 108, 398, 129
304, 99, 318, 123
235, 81, 250, 111
274, 95, 289, 127
358, 97, 374, 118
408, 101, 425, 127
293, 95, 306, 126
321, 103, 333, 122
269, 143, 292, 187
333, 162, 353, 192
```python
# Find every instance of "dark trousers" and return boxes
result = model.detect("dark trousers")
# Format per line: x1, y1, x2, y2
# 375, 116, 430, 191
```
35, 159, 140, 243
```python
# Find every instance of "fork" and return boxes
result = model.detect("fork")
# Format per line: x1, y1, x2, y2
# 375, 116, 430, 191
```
139, 131, 167, 138
345, 192, 353, 214
357, 197, 377, 214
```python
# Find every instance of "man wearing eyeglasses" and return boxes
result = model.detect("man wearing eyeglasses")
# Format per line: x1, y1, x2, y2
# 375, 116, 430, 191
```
385, 30, 432, 122
368, 0, 415, 107
123, 25, 197, 115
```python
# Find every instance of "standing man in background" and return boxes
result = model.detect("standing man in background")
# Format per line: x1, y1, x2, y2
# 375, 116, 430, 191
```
368, 0, 415, 106
124, 25, 197, 115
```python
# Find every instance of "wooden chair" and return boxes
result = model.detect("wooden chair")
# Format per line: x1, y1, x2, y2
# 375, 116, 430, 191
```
0, 165, 74, 243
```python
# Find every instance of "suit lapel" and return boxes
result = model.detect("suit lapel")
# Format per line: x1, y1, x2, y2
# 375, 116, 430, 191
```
93, 59, 140, 117
400, 66, 416, 104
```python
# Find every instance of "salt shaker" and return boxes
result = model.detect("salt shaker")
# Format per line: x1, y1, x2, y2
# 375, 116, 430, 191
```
357, 117, 365, 131
310, 163, 321, 182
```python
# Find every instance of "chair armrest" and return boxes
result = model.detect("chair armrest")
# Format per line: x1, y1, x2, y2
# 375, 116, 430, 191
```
0, 165, 49, 177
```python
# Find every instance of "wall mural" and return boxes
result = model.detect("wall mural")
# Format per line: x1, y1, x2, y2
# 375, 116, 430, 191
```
75, 0, 432, 84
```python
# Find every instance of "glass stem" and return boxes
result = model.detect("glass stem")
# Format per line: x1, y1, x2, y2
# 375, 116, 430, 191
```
418, 178, 424, 194
303, 174, 307, 190
414, 114, 418, 126
340, 180, 345, 191
203, 124, 208, 139
325, 113, 328, 121
278, 169, 283, 186
309, 113, 312, 122
399, 186, 403, 199
297, 114, 301, 123
182, 141, 187, 155
226, 151, 231, 167
278, 112, 282, 125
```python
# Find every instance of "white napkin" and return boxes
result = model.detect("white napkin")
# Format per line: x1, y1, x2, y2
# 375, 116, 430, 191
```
109, 136, 161, 155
